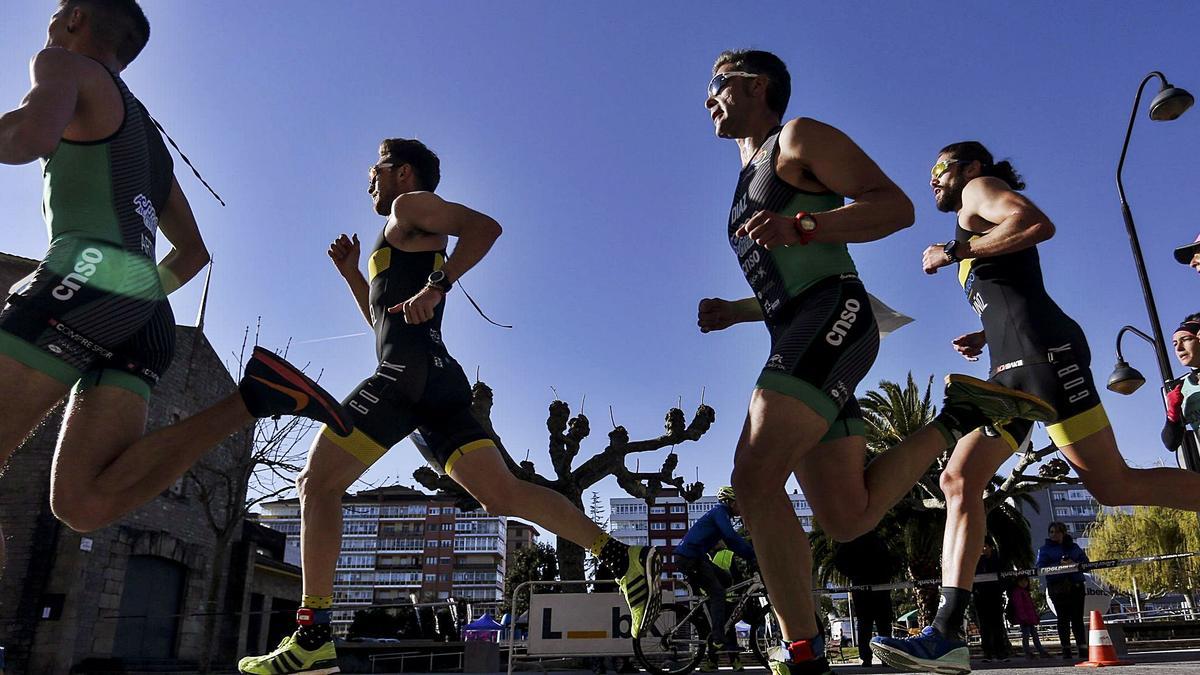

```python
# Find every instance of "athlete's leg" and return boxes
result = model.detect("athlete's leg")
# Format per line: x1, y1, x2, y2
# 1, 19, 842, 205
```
49, 384, 254, 531
296, 434, 371, 596
1059, 425, 1200, 508
938, 430, 1014, 590
0, 355, 73, 568
794, 425, 950, 542
448, 445, 606, 550
730, 388, 830, 643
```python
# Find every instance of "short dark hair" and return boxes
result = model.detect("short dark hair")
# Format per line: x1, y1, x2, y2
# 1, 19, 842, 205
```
713, 49, 790, 118
940, 141, 1025, 191
60, 0, 150, 67
379, 138, 440, 192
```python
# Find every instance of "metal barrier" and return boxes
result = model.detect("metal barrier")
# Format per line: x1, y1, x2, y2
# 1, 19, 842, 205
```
370, 649, 464, 673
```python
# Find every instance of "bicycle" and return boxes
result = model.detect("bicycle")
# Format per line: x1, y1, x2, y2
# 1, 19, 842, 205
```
632, 573, 781, 675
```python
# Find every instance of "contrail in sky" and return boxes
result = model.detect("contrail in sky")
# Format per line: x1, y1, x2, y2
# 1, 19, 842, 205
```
293, 332, 369, 345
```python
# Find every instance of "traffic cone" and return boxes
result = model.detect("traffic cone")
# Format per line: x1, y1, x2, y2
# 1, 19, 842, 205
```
1076, 610, 1133, 667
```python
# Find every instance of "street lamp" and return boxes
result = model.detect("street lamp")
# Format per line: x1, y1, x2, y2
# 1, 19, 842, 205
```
1107, 326, 1152, 395
1113, 71, 1196, 470
1114, 71, 1192, 388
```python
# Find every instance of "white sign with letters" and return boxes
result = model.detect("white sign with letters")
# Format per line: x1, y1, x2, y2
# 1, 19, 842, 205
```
528, 592, 675, 657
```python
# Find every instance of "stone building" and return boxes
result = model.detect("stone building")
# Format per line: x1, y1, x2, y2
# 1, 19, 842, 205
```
0, 251, 299, 673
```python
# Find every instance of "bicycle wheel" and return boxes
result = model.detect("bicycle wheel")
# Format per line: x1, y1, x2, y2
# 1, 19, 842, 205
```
751, 604, 781, 669
633, 603, 708, 675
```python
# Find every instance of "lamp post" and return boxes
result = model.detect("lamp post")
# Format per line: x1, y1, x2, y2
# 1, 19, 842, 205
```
1115, 71, 1193, 387
1110, 71, 1197, 470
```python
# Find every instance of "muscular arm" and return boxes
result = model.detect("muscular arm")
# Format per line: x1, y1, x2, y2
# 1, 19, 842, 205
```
0, 48, 79, 165
957, 177, 1055, 259
731, 297, 764, 323
344, 270, 372, 325
779, 117, 914, 243
155, 177, 210, 294
390, 191, 502, 283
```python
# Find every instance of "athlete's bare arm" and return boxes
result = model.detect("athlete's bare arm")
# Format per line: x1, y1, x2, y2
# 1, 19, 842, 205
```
156, 177, 210, 294
0, 48, 81, 164
698, 297, 763, 333
780, 117, 914, 243
328, 233, 372, 325
956, 176, 1055, 258
385, 191, 502, 325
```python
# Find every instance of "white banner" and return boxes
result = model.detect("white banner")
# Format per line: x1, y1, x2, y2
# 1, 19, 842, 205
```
527, 592, 673, 657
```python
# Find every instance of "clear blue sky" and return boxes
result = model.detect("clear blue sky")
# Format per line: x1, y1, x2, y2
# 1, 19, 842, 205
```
3, 2, 1200, 519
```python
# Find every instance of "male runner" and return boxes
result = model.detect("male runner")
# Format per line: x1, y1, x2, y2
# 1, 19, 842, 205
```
870, 142, 1200, 675
0, 0, 350, 568
1163, 314, 1200, 450
700, 51, 1054, 675
238, 139, 659, 675
674, 486, 755, 660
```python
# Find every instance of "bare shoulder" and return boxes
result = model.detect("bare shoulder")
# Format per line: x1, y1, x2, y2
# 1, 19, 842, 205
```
779, 116, 846, 151
390, 190, 444, 217
961, 176, 1017, 206
29, 46, 86, 75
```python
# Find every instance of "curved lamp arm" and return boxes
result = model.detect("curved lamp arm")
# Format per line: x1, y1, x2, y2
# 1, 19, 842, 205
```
1116, 71, 1167, 206
1115, 325, 1156, 363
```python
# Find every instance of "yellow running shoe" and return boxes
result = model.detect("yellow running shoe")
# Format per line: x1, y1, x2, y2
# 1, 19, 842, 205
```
944, 374, 1057, 425
238, 633, 340, 674
617, 545, 660, 636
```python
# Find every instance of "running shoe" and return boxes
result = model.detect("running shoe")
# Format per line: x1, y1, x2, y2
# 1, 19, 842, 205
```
238, 633, 340, 674
730, 655, 745, 671
617, 545, 660, 636
944, 374, 1057, 425
700, 656, 719, 672
870, 626, 971, 675
239, 346, 354, 436
768, 640, 833, 675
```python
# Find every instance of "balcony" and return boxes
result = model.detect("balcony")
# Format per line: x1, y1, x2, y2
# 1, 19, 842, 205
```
376, 538, 425, 553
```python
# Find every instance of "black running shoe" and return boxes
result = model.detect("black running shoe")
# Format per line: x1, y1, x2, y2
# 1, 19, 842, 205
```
239, 346, 353, 436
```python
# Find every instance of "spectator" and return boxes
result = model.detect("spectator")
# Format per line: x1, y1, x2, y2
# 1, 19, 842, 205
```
832, 531, 901, 667
1035, 522, 1089, 659
971, 538, 1012, 662
1163, 315, 1200, 451
1007, 574, 1050, 659
1174, 234, 1200, 273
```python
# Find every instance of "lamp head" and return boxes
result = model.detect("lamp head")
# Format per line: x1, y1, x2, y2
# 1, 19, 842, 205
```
1150, 84, 1194, 121
1107, 359, 1147, 394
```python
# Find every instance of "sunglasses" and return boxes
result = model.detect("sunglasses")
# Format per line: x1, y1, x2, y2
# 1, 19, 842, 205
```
367, 162, 396, 193
708, 71, 758, 97
931, 159, 967, 180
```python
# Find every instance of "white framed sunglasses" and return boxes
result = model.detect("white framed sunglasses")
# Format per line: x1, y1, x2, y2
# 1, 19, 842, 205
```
708, 71, 758, 97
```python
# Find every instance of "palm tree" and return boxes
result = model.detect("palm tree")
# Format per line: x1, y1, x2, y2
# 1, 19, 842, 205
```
811, 374, 1037, 624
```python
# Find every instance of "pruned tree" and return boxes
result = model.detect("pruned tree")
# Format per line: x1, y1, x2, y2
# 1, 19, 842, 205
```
414, 382, 714, 579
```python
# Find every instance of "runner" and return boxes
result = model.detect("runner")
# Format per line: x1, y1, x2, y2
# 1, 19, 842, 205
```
675, 486, 755, 662
0, 0, 350, 569
1163, 314, 1200, 451
700, 50, 1054, 675
237, 138, 659, 674
871, 141, 1200, 675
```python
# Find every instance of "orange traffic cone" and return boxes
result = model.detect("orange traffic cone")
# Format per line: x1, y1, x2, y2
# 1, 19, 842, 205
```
1076, 610, 1133, 667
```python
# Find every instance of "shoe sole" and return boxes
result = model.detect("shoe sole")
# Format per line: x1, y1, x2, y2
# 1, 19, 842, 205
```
252, 347, 354, 436
870, 641, 971, 675
945, 374, 1057, 424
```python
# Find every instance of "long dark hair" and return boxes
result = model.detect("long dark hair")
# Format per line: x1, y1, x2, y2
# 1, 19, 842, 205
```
1048, 521, 1074, 545
941, 141, 1025, 191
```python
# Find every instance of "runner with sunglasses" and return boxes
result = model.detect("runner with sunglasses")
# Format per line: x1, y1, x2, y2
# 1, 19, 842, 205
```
0, 0, 351, 574
870, 141, 1200, 675
238, 138, 661, 675
699, 50, 1054, 675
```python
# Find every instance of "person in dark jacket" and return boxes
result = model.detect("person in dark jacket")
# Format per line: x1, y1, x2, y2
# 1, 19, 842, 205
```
1035, 522, 1088, 658
971, 538, 1012, 662
832, 531, 901, 667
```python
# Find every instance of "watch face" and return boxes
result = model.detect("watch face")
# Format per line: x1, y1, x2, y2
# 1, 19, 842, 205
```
800, 216, 817, 231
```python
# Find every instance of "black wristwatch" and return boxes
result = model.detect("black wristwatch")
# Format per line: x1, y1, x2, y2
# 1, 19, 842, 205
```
426, 270, 453, 293
942, 239, 961, 264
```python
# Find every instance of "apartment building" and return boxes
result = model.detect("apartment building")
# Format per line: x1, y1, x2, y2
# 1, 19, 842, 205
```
259, 485, 505, 632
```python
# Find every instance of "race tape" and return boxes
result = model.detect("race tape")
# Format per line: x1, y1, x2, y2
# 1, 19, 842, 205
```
814, 551, 1200, 594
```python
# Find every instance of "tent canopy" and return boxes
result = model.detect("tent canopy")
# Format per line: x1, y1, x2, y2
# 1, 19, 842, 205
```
465, 612, 503, 631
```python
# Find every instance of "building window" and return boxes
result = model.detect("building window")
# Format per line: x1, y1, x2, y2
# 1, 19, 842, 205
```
650, 506, 666, 514
440, 556, 451, 564
441, 540, 452, 548
670, 522, 686, 530
670, 505, 685, 514
424, 574, 437, 582
651, 522, 666, 531
429, 507, 441, 515
651, 538, 667, 547
427, 539, 438, 548
425, 556, 438, 565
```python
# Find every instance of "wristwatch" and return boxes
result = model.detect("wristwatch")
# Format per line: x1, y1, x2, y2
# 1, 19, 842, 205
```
942, 239, 961, 264
426, 270, 453, 293
794, 211, 818, 245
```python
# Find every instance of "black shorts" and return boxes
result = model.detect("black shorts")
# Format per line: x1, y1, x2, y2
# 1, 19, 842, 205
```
322, 347, 494, 473
987, 337, 1110, 449
756, 275, 879, 441
0, 237, 174, 399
